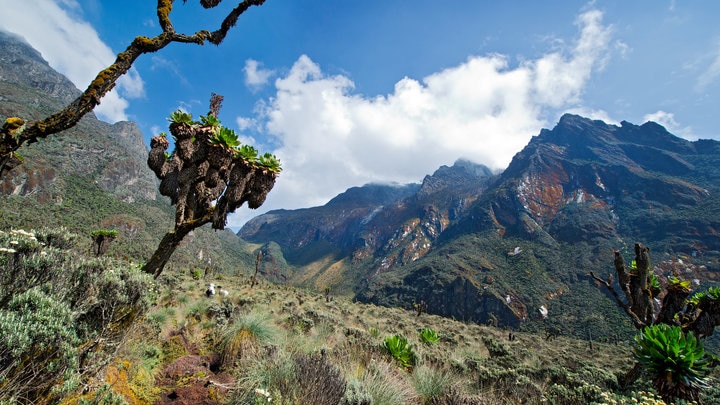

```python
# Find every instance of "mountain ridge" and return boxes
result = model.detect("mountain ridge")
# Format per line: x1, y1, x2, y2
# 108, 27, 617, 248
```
239, 113, 720, 338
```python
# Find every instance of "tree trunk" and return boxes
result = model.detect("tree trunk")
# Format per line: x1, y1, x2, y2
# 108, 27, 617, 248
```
142, 218, 209, 278
620, 362, 643, 390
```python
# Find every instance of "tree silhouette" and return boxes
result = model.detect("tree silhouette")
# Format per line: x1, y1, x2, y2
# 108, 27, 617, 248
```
0, 0, 267, 177
142, 93, 279, 278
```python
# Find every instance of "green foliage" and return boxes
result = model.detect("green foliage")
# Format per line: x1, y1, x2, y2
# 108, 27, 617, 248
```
199, 114, 221, 128
77, 383, 129, 405
633, 324, 713, 400
691, 285, 720, 306
481, 335, 511, 358
383, 334, 416, 369
667, 276, 692, 290
91, 229, 118, 238
257, 152, 282, 173
648, 273, 661, 292
209, 126, 241, 149
237, 144, 259, 162
168, 109, 193, 125
420, 327, 439, 345
0, 227, 154, 403
191, 269, 203, 280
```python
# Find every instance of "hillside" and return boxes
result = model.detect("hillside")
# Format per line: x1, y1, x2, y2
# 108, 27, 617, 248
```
0, 31, 255, 272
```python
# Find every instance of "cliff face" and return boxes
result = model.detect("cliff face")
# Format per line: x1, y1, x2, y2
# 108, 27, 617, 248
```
0, 31, 158, 203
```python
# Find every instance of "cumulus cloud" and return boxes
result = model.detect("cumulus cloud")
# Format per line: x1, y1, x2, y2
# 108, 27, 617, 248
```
226, 9, 615, 228
244, 59, 274, 91
0, 0, 144, 122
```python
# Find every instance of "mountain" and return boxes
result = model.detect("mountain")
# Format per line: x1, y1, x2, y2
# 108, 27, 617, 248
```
239, 159, 494, 287
0, 31, 254, 272
239, 114, 720, 339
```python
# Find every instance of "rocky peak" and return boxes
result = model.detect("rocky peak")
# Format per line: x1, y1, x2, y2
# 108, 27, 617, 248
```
0, 30, 79, 105
0, 32, 158, 203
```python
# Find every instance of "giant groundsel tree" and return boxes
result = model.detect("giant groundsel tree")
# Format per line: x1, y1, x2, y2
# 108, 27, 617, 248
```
143, 94, 280, 277
590, 243, 720, 402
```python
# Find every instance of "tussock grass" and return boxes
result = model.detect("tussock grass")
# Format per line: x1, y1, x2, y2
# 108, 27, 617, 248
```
41, 267, 720, 404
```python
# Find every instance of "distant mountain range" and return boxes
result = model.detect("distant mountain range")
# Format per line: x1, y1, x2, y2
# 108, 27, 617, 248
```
240, 114, 720, 338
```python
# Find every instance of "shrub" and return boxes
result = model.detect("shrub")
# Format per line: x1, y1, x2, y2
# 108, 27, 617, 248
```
633, 323, 712, 402
0, 227, 154, 403
191, 269, 203, 280
0, 288, 80, 400
481, 335, 511, 358
383, 335, 416, 369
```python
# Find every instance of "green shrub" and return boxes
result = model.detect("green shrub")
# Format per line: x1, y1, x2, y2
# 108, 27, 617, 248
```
383, 335, 416, 369
0, 288, 80, 401
481, 335, 511, 358
191, 269, 203, 280
420, 327, 440, 345
633, 323, 712, 402
0, 227, 154, 403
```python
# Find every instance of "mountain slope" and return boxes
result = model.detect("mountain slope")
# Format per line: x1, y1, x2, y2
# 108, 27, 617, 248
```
240, 114, 720, 339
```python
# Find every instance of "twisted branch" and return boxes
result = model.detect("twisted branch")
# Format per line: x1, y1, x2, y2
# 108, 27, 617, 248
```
0, 0, 267, 177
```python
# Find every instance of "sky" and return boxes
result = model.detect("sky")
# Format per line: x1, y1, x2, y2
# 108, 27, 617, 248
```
2, 0, 720, 229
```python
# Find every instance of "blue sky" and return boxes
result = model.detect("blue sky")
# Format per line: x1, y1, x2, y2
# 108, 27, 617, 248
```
2, 0, 720, 228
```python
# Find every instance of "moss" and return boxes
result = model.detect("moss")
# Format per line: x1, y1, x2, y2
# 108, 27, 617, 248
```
2, 117, 25, 132
161, 335, 190, 364
157, 0, 173, 29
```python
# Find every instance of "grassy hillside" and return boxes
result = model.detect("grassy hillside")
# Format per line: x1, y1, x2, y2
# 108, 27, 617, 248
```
66, 269, 720, 405
1, 226, 719, 404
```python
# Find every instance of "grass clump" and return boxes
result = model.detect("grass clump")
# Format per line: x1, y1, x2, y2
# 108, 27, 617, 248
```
220, 312, 276, 370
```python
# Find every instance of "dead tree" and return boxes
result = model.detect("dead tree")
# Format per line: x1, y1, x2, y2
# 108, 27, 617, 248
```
142, 94, 279, 278
0, 0, 267, 177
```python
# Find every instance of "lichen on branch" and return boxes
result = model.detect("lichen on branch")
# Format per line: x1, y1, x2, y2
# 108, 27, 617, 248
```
0, 0, 267, 178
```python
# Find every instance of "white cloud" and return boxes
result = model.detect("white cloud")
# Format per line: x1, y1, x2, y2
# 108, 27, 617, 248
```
227, 9, 615, 228
696, 42, 720, 92
244, 59, 274, 91
0, 0, 144, 123
643, 110, 695, 139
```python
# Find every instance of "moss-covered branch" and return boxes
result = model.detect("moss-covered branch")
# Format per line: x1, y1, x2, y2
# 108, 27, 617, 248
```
0, 0, 267, 177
